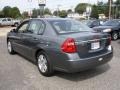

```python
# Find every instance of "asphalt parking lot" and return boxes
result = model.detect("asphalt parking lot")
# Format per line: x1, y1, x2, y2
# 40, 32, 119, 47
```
0, 27, 120, 90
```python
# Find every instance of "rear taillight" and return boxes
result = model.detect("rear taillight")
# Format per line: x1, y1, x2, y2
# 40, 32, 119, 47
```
61, 38, 77, 53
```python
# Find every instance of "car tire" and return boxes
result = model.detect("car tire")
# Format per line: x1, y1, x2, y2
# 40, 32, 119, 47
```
37, 51, 54, 77
112, 32, 118, 40
14, 23, 18, 27
7, 40, 15, 54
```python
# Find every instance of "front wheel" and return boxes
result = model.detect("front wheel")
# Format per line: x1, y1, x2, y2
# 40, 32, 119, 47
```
112, 32, 118, 40
7, 40, 15, 54
14, 23, 18, 27
37, 51, 54, 76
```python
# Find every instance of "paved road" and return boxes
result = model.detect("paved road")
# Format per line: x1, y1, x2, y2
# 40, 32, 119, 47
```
0, 27, 120, 90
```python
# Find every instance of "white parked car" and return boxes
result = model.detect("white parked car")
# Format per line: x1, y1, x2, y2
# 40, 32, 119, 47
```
0, 18, 21, 27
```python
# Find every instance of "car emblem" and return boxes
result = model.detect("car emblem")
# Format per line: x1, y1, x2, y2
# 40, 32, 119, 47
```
98, 58, 103, 61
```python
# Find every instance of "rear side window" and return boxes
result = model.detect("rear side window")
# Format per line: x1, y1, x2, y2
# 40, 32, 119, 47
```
28, 20, 45, 34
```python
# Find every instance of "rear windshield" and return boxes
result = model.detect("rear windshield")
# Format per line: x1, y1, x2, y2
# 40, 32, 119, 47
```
48, 19, 92, 34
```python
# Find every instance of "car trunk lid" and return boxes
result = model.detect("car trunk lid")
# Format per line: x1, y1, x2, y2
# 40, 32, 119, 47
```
60, 32, 110, 58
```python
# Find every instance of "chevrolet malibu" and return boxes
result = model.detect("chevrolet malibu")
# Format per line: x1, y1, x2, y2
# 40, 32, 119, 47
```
7, 18, 113, 76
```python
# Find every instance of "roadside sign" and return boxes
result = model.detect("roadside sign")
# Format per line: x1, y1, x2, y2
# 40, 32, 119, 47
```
38, 0, 46, 6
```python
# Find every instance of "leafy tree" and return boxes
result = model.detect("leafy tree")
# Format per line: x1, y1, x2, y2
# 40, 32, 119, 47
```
2, 6, 12, 17
32, 9, 38, 18
2, 6, 21, 18
53, 11, 58, 16
90, 5, 99, 19
22, 11, 29, 18
11, 7, 21, 18
31, 8, 51, 18
59, 10, 67, 18
67, 9, 72, 14
75, 3, 89, 14
114, 0, 120, 18
44, 8, 51, 15
0, 11, 4, 18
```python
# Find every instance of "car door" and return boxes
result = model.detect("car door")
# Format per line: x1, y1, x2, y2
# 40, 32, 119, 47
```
19, 19, 46, 61
7, 18, 12, 25
12, 21, 30, 55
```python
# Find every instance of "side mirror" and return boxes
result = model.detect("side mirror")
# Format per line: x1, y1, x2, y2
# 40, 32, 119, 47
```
11, 29, 17, 33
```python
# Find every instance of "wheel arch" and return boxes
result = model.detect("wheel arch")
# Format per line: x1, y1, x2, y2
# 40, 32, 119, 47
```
35, 48, 46, 61
7, 37, 10, 43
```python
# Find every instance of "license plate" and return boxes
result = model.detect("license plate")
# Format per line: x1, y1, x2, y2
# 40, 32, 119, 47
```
91, 42, 100, 50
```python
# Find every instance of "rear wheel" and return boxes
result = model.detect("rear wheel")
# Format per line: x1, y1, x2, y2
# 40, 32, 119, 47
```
112, 32, 118, 40
37, 51, 54, 76
14, 23, 18, 27
7, 40, 15, 54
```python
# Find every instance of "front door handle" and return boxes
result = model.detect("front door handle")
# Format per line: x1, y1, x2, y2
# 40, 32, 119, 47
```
33, 37, 39, 41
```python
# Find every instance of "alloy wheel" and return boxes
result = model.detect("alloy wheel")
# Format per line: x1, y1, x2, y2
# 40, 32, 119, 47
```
38, 54, 48, 73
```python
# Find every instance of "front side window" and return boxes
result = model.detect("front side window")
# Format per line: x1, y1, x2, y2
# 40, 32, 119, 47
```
28, 20, 45, 34
49, 19, 92, 34
18, 21, 29, 33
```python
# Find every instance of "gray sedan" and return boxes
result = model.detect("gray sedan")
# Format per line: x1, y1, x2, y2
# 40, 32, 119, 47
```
7, 18, 113, 76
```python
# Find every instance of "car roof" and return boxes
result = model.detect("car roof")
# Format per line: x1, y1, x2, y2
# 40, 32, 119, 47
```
108, 19, 120, 21
28, 18, 72, 21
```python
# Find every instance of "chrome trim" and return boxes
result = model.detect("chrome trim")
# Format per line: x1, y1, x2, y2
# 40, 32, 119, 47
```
75, 37, 109, 44
68, 51, 112, 61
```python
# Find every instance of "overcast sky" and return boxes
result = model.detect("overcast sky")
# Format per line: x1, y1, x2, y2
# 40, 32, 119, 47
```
0, 0, 109, 12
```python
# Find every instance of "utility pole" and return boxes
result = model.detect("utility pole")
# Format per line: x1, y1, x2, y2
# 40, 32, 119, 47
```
109, 0, 112, 20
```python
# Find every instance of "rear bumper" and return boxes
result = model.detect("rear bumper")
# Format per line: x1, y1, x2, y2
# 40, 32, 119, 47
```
58, 51, 113, 73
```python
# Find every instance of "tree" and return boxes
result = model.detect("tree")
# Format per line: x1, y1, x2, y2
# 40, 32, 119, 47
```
44, 8, 51, 15
97, 1, 110, 17
67, 9, 72, 14
75, 3, 89, 14
59, 10, 67, 18
2, 6, 21, 18
53, 11, 58, 16
0, 11, 4, 18
32, 9, 38, 18
114, 0, 120, 18
2, 6, 12, 17
11, 7, 21, 18
22, 11, 29, 18
90, 5, 99, 19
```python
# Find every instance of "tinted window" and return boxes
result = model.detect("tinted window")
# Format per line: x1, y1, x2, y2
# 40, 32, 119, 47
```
2, 19, 6, 21
18, 21, 29, 33
93, 21, 99, 26
49, 19, 92, 34
28, 20, 45, 34
8, 18, 11, 21
103, 20, 120, 26
86, 20, 94, 26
